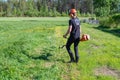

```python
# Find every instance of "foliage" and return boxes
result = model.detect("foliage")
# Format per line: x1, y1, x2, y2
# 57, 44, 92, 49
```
0, 0, 120, 17
93, 0, 110, 17
98, 17, 110, 28
95, 7, 110, 17
110, 0, 120, 14
80, 13, 96, 17
111, 13, 120, 27
98, 13, 120, 28
93, 0, 120, 17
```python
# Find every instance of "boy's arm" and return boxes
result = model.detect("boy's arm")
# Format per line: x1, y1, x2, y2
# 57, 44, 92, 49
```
63, 25, 72, 38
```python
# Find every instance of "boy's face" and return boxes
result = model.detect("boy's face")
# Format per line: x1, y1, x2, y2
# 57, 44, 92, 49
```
69, 13, 73, 17
69, 13, 76, 18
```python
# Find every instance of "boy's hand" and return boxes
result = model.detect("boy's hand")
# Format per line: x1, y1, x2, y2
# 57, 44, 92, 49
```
63, 35, 67, 38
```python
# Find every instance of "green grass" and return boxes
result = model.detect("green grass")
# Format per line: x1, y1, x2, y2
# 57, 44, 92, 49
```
0, 17, 120, 80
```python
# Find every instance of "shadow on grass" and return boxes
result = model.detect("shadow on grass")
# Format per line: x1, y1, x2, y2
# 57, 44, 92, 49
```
94, 25, 120, 37
31, 53, 53, 61
21, 50, 53, 61
30, 47, 54, 61
20, 46, 53, 61
56, 58, 65, 63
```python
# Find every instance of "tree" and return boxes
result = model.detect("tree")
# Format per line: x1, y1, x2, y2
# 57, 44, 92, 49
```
93, 0, 120, 16
93, 0, 110, 16
0, 0, 119, 17
6, 0, 12, 16
19, 0, 26, 16
80, 0, 93, 14
0, 1, 3, 16
110, 0, 120, 14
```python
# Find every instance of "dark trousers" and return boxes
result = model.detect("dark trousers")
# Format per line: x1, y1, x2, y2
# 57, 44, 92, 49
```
66, 37, 80, 62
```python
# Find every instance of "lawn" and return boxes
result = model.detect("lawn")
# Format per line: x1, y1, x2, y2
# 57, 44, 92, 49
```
0, 17, 120, 80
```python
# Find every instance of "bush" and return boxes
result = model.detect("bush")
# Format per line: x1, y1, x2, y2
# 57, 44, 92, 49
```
53, 8, 61, 17
111, 14, 120, 28
77, 11, 81, 17
95, 7, 110, 17
24, 9, 39, 17
98, 17, 110, 28
98, 14, 120, 28
80, 13, 96, 17
0, 12, 5, 17
105, 14, 120, 28
61, 12, 67, 17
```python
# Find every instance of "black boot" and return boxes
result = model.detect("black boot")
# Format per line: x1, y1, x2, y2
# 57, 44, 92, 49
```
75, 57, 79, 63
67, 59, 75, 63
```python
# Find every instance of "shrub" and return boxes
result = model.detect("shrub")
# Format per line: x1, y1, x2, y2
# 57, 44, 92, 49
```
95, 7, 110, 17
53, 8, 61, 17
80, 13, 96, 17
25, 10, 39, 17
104, 14, 120, 28
98, 17, 110, 28
98, 14, 120, 28
0, 12, 5, 17
111, 14, 120, 28
61, 12, 67, 17
77, 11, 81, 17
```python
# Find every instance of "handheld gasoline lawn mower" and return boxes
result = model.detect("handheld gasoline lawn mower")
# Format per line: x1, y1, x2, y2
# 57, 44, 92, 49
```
80, 34, 90, 41
59, 34, 90, 49
59, 45, 66, 49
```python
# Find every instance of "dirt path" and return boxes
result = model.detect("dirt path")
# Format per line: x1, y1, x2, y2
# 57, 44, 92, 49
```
94, 66, 120, 79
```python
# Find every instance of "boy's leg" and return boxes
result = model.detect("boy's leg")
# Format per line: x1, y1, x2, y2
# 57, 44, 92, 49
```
66, 37, 74, 62
74, 38, 80, 63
